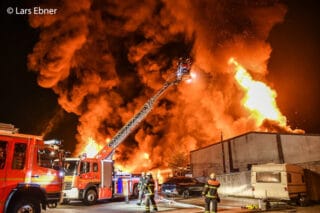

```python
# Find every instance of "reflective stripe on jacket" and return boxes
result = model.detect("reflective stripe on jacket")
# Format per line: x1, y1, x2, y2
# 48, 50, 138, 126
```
202, 179, 220, 198
144, 178, 155, 195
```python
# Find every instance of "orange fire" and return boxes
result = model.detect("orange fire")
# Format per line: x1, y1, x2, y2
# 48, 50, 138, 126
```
78, 57, 301, 173
156, 168, 173, 184
186, 72, 197, 84
114, 152, 152, 173
143, 152, 149, 160
28, 0, 295, 176
82, 137, 102, 158
113, 164, 133, 173
228, 58, 287, 127
81, 137, 111, 158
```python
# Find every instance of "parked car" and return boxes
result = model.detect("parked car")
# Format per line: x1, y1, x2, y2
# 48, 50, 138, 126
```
161, 176, 204, 198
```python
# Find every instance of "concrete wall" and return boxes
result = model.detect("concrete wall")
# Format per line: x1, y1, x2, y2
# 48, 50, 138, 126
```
216, 171, 252, 197
190, 132, 320, 178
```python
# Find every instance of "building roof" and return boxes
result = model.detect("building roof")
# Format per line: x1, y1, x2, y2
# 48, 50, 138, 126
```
190, 131, 319, 153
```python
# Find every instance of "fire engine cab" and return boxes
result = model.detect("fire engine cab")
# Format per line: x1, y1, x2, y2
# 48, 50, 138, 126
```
0, 123, 64, 213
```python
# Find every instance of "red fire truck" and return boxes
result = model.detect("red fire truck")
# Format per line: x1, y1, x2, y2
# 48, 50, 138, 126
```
61, 157, 140, 205
0, 123, 64, 213
60, 58, 192, 205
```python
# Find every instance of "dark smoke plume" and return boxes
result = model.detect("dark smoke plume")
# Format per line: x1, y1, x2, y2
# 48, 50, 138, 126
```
28, 0, 300, 171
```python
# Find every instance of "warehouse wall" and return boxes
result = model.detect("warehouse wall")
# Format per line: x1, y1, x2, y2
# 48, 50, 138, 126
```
281, 134, 320, 173
281, 134, 320, 163
191, 143, 224, 178
230, 133, 280, 172
190, 132, 320, 178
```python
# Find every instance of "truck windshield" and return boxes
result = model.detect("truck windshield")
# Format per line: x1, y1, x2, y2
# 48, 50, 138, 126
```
38, 147, 60, 170
256, 172, 281, 183
64, 160, 79, 176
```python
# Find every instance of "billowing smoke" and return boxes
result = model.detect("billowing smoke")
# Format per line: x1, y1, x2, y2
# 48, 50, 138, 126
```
28, 0, 298, 171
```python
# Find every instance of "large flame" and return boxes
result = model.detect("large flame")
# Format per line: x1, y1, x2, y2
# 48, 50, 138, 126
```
229, 58, 287, 127
114, 151, 153, 173
83, 137, 103, 158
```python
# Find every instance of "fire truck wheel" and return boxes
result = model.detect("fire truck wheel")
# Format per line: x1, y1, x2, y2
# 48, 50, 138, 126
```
61, 199, 70, 205
13, 198, 41, 213
133, 184, 139, 198
297, 195, 308, 206
84, 189, 97, 205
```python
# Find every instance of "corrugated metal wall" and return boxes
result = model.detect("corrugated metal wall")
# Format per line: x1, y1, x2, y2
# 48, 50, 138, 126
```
190, 132, 320, 178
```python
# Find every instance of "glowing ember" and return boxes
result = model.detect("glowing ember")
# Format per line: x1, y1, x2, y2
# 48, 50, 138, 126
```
228, 58, 287, 127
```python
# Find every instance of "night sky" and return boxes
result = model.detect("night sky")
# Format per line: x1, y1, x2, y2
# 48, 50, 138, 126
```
1, 0, 320, 153
1, 0, 78, 151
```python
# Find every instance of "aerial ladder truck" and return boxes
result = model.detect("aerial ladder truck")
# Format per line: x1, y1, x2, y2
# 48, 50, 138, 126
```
60, 58, 192, 205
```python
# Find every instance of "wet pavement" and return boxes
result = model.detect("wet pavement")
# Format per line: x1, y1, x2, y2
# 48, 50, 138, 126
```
45, 196, 320, 213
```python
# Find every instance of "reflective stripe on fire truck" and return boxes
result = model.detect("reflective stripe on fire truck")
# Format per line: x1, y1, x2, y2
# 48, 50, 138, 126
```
31, 178, 61, 185
0, 177, 60, 185
0, 177, 25, 181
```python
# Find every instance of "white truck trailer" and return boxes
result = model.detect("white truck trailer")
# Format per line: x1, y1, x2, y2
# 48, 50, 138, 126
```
251, 163, 307, 204
216, 163, 320, 207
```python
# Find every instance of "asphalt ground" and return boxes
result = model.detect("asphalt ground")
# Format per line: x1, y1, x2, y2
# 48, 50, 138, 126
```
46, 196, 320, 213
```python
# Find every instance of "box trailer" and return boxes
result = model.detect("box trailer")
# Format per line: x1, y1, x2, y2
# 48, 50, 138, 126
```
251, 163, 307, 205
216, 163, 320, 208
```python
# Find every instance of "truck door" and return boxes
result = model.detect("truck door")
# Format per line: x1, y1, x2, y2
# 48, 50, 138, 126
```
99, 160, 113, 199
90, 162, 100, 183
81, 160, 100, 183
0, 140, 28, 209
0, 140, 9, 208
0, 141, 8, 187
7, 142, 28, 184
78, 161, 91, 188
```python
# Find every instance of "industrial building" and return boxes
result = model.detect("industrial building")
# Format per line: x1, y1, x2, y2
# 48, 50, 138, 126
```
190, 132, 320, 179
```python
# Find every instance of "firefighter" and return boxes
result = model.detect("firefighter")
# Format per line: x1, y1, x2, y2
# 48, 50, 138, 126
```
137, 171, 146, 205
143, 172, 158, 213
202, 172, 220, 213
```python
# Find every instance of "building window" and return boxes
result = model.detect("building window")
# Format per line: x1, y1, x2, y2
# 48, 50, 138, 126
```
12, 143, 27, 170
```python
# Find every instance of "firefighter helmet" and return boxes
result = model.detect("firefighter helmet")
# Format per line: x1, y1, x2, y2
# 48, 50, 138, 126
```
209, 172, 216, 179
146, 172, 152, 178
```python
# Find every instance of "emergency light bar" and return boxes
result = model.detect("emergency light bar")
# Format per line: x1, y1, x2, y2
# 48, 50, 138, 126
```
0, 122, 19, 133
44, 139, 61, 146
